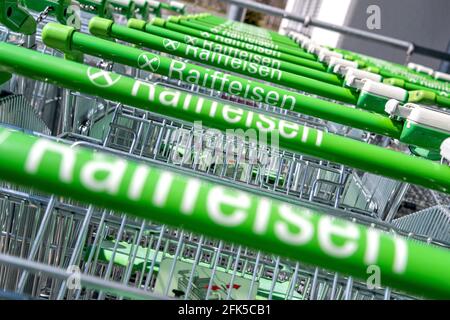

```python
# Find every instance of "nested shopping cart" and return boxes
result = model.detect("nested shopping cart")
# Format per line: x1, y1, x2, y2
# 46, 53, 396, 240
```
0, 2, 449, 301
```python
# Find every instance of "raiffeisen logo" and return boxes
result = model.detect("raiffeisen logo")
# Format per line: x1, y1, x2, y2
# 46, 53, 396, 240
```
137, 53, 160, 72
213, 34, 282, 58
20, 135, 408, 276
184, 35, 198, 45
184, 45, 283, 82
167, 60, 295, 110
87, 68, 121, 88
200, 40, 282, 69
200, 31, 211, 38
163, 39, 180, 51
129, 80, 320, 146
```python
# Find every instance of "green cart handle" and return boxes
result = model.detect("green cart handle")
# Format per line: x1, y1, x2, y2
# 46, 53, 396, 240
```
199, 14, 297, 47
174, 17, 310, 60
44, 22, 402, 141
20, 0, 71, 25
90, 17, 358, 105
150, 17, 320, 69
0, 0, 36, 34
186, 16, 299, 49
175, 17, 316, 61
383, 79, 450, 109
0, 42, 449, 195
133, 18, 331, 77
0, 126, 449, 299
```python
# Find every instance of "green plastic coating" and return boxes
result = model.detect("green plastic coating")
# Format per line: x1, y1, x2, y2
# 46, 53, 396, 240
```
44, 23, 400, 139
131, 19, 332, 78
90, 18, 358, 105
198, 16, 299, 47
178, 19, 313, 60
0, 127, 449, 299
0, 42, 449, 195
161, 20, 316, 66
186, 18, 299, 49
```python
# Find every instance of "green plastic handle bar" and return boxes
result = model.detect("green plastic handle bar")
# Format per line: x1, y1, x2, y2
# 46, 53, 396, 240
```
159, 18, 321, 69
200, 13, 293, 46
44, 22, 401, 140
185, 17, 299, 49
156, 19, 317, 67
190, 16, 300, 49
199, 15, 297, 45
20, 0, 71, 24
131, 18, 333, 79
0, 126, 449, 299
90, 18, 359, 105
0, 0, 36, 35
382, 78, 450, 109
0, 42, 449, 194
176, 18, 311, 60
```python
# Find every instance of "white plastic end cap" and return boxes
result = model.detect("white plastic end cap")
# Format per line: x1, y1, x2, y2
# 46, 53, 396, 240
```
441, 138, 450, 162
384, 99, 401, 116
361, 80, 409, 101
328, 57, 358, 69
345, 68, 382, 83
434, 71, 450, 82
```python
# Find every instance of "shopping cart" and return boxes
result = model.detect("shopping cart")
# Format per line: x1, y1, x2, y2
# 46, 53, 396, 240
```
0, 4, 449, 301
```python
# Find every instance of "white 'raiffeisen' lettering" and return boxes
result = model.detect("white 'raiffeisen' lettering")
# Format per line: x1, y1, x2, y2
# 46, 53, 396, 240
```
22, 137, 408, 275
167, 60, 294, 110
184, 45, 282, 81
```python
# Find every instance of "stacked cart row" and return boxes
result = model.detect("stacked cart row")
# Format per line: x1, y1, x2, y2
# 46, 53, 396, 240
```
0, 0, 449, 300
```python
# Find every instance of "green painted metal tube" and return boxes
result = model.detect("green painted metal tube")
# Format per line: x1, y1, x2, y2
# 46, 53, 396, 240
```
44, 23, 401, 139
0, 42, 448, 195
132, 18, 330, 76
186, 18, 299, 49
0, 126, 449, 299
198, 14, 295, 45
195, 17, 299, 48
160, 19, 317, 64
172, 17, 316, 60
89, 18, 358, 105
178, 19, 312, 61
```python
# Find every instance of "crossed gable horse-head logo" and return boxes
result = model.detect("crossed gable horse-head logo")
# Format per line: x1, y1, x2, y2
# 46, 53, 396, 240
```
163, 39, 180, 51
184, 35, 198, 46
137, 53, 161, 72
87, 67, 122, 88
